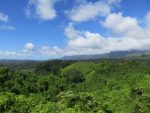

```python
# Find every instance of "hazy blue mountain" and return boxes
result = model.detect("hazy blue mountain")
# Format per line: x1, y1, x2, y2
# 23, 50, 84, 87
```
62, 50, 146, 60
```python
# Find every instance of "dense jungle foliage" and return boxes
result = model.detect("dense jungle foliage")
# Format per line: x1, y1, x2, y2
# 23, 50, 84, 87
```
0, 59, 150, 113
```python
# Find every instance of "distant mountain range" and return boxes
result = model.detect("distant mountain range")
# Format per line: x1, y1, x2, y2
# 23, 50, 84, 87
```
0, 50, 150, 62
62, 50, 150, 60
0, 59, 39, 64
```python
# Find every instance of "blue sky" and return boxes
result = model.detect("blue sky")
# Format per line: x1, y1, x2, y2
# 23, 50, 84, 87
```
0, 0, 150, 59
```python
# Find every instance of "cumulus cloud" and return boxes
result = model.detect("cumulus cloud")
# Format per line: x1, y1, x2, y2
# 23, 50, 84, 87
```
66, 0, 111, 22
64, 23, 141, 54
40, 46, 63, 57
101, 13, 150, 40
68, 31, 102, 49
63, 11, 150, 56
25, 43, 34, 49
66, 0, 122, 22
65, 23, 83, 39
25, 0, 58, 20
0, 12, 8, 22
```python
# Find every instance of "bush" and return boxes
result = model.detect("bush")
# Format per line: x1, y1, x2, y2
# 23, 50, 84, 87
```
64, 69, 85, 84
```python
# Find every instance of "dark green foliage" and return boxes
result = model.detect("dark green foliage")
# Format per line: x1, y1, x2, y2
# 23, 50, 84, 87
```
35, 60, 73, 74
64, 69, 85, 84
0, 68, 11, 84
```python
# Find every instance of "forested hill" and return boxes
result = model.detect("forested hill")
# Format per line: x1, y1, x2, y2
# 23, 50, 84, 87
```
0, 59, 150, 113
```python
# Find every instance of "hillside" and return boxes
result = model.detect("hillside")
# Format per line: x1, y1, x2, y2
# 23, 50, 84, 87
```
0, 59, 150, 113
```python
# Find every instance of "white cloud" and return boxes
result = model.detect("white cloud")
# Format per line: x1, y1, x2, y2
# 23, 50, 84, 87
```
25, 43, 34, 49
0, 12, 8, 22
0, 25, 16, 30
67, 31, 103, 49
64, 23, 141, 54
66, 1, 111, 22
40, 46, 63, 57
65, 23, 104, 50
65, 23, 83, 39
63, 12, 150, 56
25, 0, 58, 20
102, 13, 150, 39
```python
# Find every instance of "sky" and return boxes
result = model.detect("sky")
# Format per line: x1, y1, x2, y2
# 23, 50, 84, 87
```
0, 0, 150, 60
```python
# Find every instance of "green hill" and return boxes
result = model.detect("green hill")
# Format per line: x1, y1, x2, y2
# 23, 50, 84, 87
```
0, 59, 150, 113
62, 61, 96, 74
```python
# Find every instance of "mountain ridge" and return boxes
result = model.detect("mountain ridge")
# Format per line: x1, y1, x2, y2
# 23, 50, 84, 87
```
62, 50, 147, 60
